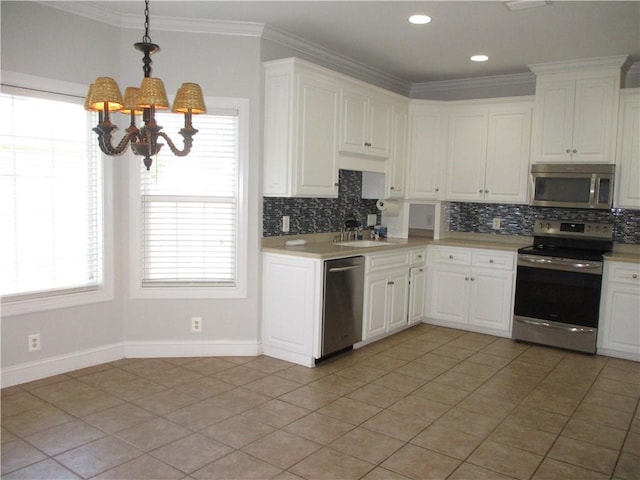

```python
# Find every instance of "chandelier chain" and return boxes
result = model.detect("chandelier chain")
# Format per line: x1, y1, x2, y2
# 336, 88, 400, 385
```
142, 0, 151, 44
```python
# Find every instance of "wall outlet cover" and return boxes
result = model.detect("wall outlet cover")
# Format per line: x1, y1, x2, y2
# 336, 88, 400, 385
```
367, 214, 377, 227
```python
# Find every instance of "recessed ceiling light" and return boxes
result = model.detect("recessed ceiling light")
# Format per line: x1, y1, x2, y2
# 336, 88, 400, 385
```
408, 14, 432, 25
470, 55, 489, 62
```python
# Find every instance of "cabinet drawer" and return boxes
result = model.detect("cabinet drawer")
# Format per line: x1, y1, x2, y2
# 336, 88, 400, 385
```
367, 251, 410, 272
410, 248, 426, 265
431, 247, 471, 265
472, 250, 515, 271
607, 262, 640, 285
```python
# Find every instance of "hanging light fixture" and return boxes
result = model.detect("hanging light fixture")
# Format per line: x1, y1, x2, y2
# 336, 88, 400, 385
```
85, 0, 206, 170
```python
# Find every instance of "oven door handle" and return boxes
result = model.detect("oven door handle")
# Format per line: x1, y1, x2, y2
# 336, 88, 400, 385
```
517, 255, 602, 274
515, 317, 596, 334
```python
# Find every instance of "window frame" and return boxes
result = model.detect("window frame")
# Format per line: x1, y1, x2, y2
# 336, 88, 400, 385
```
128, 96, 249, 299
0, 71, 114, 317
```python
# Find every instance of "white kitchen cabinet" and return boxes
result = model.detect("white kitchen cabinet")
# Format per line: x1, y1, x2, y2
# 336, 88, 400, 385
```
444, 100, 532, 203
615, 89, 640, 208
262, 253, 322, 366
339, 85, 392, 159
529, 56, 629, 164
263, 58, 340, 197
427, 246, 515, 337
362, 248, 426, 341
598, 261, 640, 362
406, 102, 447, 200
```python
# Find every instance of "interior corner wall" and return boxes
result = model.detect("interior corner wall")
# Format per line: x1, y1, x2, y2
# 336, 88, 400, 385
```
0, 2, 263, 385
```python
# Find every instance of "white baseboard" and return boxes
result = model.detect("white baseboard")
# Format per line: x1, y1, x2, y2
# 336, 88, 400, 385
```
1, 343, 125, 388
262, 345, 315, 367
1, 340, 263, 388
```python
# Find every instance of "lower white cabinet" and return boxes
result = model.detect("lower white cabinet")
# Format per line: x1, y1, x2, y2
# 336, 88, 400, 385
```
262, 253, 322, 366
426, 246, 515, 337
362, 248, 426, 342
598, 261, 640, 361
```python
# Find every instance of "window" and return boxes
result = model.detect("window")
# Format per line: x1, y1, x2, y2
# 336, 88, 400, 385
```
0, 91, 110, 313
131, 98, 248, 298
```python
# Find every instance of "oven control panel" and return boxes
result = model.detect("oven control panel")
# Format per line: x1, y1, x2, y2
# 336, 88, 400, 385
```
535, 220, 613, 240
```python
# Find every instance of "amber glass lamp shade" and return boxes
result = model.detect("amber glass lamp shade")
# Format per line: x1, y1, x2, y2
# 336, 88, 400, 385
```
137, 77, 169, 109
120, 87, 144, 115
172, 83, 206, 114
89, 77, 123, 111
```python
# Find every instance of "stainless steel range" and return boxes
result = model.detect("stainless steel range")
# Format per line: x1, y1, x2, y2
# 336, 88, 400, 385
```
513, 219, 614, 353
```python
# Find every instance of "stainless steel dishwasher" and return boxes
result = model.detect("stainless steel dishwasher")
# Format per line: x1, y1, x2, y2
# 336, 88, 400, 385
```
321, 256, 365, 358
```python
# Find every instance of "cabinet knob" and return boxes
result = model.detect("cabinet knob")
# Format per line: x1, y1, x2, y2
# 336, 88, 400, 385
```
489, 259, 494, 263
419, 268, 423, 272
334, 182, 339, 187
484, 190, 489, 194
390, 186, 395, 190
388, 281, 395, 286
470, 277, 475, 281
435, 188, 440, 192
479, 189, 483, 193
572, 149, 577, 154
417, 255, 423, 259
465, 277, 469, 281
364, 142, 372, 147
633, 274, 638, 279
566, 149, 571, 154
449, 255, 454, 260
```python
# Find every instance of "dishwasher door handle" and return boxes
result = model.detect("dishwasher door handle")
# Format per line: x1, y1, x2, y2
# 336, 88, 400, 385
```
328, 265, 361, 273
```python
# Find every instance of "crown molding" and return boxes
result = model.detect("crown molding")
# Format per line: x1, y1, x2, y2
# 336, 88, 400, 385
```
410, 72, 535, 98
261, 25, 410, 95
528, 55, 632, 75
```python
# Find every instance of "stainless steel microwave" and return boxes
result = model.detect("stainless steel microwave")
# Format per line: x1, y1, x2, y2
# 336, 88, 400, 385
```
530, 164, 615, 210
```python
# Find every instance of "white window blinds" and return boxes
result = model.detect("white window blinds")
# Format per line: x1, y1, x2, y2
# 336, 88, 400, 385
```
0, 93, 103, 298
140, 110, 239, 286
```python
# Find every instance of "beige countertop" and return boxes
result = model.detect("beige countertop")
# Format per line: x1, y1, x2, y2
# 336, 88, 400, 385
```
605, 244, 640, 264
262, 232, 531, 260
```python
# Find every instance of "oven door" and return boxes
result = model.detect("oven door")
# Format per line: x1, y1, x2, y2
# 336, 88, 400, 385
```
513, 254, 603, 353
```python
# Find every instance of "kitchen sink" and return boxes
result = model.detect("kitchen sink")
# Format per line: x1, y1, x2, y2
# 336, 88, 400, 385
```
333, 240, 392, 248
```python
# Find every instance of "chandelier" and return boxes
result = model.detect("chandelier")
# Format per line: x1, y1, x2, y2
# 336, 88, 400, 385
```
84, 0, 206, 170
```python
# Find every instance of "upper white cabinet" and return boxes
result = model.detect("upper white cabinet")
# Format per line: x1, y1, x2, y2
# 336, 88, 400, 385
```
444, 99, 533, 204
264, 58, 340, 197
386, 103, 408, 198
529, 56, 629, 164
339, 84, 392, 159
615, 89, 640, 208
406, 102, 447, 200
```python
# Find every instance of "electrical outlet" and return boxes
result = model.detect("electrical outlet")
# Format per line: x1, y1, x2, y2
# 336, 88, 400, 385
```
282, 215, 290, 233
191, 317, 202, 333
28, 334, 41, 352
367, 214, 377, 227
492, 217, 501, 230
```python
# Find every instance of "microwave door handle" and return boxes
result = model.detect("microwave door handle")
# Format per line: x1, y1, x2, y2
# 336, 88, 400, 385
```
590, 174, 597, 206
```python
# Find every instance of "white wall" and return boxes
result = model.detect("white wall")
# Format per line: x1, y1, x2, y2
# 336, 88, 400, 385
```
1, 2, 263, 385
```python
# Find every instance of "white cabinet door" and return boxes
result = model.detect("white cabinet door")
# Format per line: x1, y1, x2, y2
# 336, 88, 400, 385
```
468, 269, 514, 332
388, 270, 409, 332
429, 264, 469, 324
485, 103, 532, 203
616, 90, 640, 208
295, 73, 340, 196
572, 77, 617, 163
407, 104, 446, 199
367, 95, 392, 158
600, 284, 640, 359
445, 108, 488, 201
364, 272, 389, 340
387, 104, 407, 198
340, 89, 369, 157
408, 266, 426, 325
533, 79, 576, 163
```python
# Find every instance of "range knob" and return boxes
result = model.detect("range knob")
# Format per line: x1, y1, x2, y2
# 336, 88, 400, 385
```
546, 222, 551, 230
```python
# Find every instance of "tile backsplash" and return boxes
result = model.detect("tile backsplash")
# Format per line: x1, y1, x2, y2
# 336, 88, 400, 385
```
445, 202, 640, 244
263, 170, 380, 237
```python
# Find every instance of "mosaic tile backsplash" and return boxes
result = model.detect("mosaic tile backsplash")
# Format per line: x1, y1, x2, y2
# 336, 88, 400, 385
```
263, 170, 380, 236
445, 202, 640, 244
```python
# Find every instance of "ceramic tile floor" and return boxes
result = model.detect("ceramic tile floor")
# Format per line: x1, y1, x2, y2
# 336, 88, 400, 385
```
2, 324, 640, 480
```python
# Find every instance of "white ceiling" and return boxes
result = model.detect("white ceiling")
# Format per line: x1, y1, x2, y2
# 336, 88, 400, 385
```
55, 1, 640, 85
